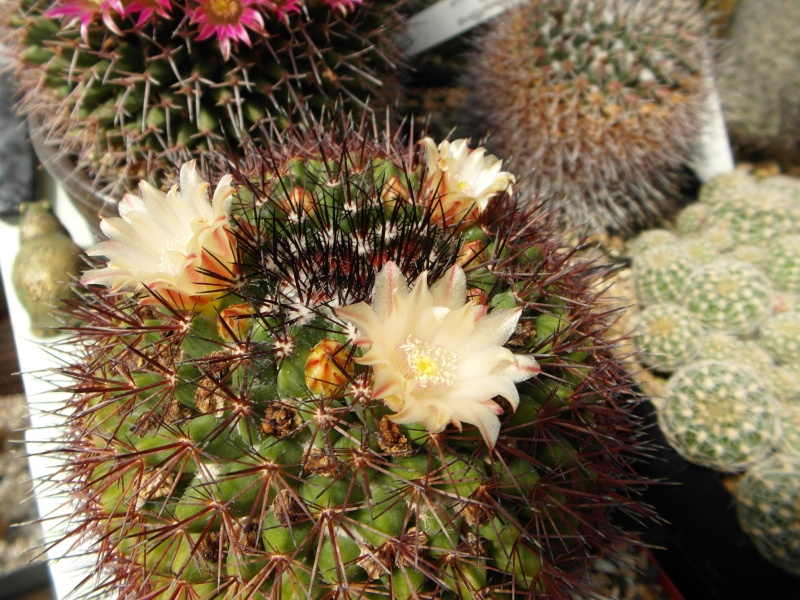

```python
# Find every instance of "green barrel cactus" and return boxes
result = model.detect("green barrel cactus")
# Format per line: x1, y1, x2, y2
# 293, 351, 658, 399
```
49, 117, 649, 599
2, 0, 405, 197
657, 361, 781, 471
736, 453, 800, 576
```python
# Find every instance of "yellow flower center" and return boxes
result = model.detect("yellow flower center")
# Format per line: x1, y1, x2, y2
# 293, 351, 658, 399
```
400, 336, 457, 387
207, 0, 243, 22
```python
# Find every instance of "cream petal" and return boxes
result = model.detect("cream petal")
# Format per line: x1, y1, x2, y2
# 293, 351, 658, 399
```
429, 264, 467, 310
493, 354, 541, 382
372, 261, 407, 322
451, 401, 502, 449
334, 301, 379, 334
468, 307, 523, 349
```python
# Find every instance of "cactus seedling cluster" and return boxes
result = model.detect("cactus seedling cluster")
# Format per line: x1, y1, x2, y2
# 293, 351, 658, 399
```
49, 116, 648, 599
465, 0, 712, 234
625, 168, 800, 575
2, 0, 405, 197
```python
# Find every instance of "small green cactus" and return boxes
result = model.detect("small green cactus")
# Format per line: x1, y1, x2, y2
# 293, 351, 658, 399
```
674, 201, 712, 236
678, 237, 720, 265
633, 303, 703, 372
758, 311, 800, 365
694, 334, 774, 372
696, 169, 757, 205
632, 244, 696, 307
628, 228, 678, 256
771, 365, 800, 404
762, 235, 800, 295
704, 196, 800, 247
657, 361, 781, 471
682, 259, 774, 336
736, 453, 800, 576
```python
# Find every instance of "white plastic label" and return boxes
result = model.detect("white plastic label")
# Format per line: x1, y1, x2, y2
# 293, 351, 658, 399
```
400, 0, 525, 56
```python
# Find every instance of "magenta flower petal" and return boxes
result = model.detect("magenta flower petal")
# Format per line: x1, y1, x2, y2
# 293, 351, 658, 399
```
191, 0, 270, 60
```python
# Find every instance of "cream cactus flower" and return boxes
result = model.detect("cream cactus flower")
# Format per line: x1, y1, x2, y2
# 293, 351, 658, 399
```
335, 261, 540, 448
81, 161, 237, 307
422, 137, 515, 224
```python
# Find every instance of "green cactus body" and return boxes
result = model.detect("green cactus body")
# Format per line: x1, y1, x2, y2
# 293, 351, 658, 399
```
633, 244, 696, 307
50, 121, 648, 599
694, 334, 774, 373
705, 196, 800, 247
736, 453, 800, 576
3, 0, 405, 196
658, 361, 781, 471
465, 0, 712, 233
628, 228, 678, 256
678, 237, 720, 265
696, 169, 757, 205
763, 235, 800, 295
757, 311, 800, 365
633, 303, 703, 372
674, 202, 711, 236
682, 259, 774, 336
771, 365, 800, 404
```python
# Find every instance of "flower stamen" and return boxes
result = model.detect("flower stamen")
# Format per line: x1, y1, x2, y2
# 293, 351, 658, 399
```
400, 335, 457, 388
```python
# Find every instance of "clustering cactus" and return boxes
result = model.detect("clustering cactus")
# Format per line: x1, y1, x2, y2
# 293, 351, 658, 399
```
465, 0, 712, 233
49, 117, 648, 599
658, 361, 781, 471
736, 454, 800, 576
623, 167, 800, 575
2, 0, 405, 197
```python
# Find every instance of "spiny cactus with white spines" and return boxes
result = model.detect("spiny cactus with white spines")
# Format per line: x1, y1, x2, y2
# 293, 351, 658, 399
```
632, 244, 696, 307
683, 259, 774, 336
763, 235, 800, 295
758, 311, 800, 365
2, 0, 406, 198
633, 303, 703, 372
623, 167, 800, 575
465, 0, 712, 234
47, 115, 649, 600
658, 361, 781, 471
736, 453, 800, 577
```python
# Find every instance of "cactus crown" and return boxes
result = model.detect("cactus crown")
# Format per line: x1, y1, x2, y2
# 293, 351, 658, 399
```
49, 115, 648, 599
2, 0, 405, 197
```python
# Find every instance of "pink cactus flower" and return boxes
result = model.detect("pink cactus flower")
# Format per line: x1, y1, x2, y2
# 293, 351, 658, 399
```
46, 0, 126, 42
122, 0, 172, 25
191, 0, 272, 60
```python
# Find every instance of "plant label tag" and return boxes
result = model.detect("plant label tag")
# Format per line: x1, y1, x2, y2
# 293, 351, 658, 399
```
692, 84, 735, 182
400, 0, 525, 56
